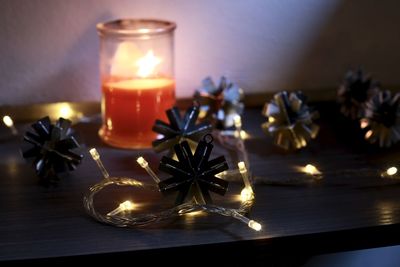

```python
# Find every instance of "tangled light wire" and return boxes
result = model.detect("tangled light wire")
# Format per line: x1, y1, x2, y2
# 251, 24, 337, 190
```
83, 117, 262, 231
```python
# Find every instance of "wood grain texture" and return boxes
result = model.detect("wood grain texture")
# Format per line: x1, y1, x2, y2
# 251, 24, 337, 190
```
0, 103, 400, 264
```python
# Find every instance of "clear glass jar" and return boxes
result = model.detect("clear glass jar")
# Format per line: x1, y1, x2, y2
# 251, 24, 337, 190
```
97, 19, 176, 149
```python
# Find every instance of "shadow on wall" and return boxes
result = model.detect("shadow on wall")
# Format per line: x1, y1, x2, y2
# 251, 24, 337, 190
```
284, 0, 400, 92
26, 12, 112, 104
1, 0, 400, 104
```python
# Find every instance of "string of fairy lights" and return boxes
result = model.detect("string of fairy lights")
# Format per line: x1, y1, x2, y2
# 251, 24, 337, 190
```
2, 112, 399, 181
2, 107, 399, 232
83, 114, 262, 231
85, 144, 261, 231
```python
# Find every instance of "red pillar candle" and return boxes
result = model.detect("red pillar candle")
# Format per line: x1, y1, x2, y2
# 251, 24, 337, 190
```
97, 19, 176, 149
100, 77, 175, 148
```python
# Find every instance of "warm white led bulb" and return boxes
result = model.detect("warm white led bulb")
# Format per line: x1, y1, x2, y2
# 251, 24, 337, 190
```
136, 156, 160, 183
2, 115, 18, 135
240, 187, 254, 202
365, 130, 373, 139
89, 148, 110, 179
234, 115, 242, 128
107, 200, 135, 217
248, 220, 262, 231
238, 161, 253, 189
240, 130, 249, 140
119, 200, 135, 211
89, 148, 100, 160
59, 104, 74, 119
304, 164, 321, 176
360, 119, 369, 129
3, 115, 13, 127
386, 167, 398, 176
3, 115, 18, 135
238, 161, 246, 174
136, 156, 148, 168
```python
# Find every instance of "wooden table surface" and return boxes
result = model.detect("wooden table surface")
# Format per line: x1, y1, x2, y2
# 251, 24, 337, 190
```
1, 103, 400, 264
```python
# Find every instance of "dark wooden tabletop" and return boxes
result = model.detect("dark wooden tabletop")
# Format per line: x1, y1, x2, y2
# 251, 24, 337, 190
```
1, 103, 400, 264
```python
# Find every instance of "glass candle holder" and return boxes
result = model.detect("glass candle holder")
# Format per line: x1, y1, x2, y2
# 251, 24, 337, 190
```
97, 19, 176, 149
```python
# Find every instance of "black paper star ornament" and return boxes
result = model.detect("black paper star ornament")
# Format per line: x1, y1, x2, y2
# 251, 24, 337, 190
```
152, 106, 213, 153
194, 76, 244, 130
261, 91, 319, 150
338, 68, 380, 119
361, 90, 400, 147
22, 116, 83, 185
158, 134, 229, 205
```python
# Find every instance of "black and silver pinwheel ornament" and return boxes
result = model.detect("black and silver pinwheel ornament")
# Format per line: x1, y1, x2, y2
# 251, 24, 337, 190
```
337, 68, 380, 119
361, 90, 400, 147
152, 106, 213, 153
261, 91, 319, 150
158, 134, 229, 205
22, 116, 83, 185
194, 76, 244, 130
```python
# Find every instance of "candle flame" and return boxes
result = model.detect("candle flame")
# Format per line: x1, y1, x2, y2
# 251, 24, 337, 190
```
136, 50, 161, 78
